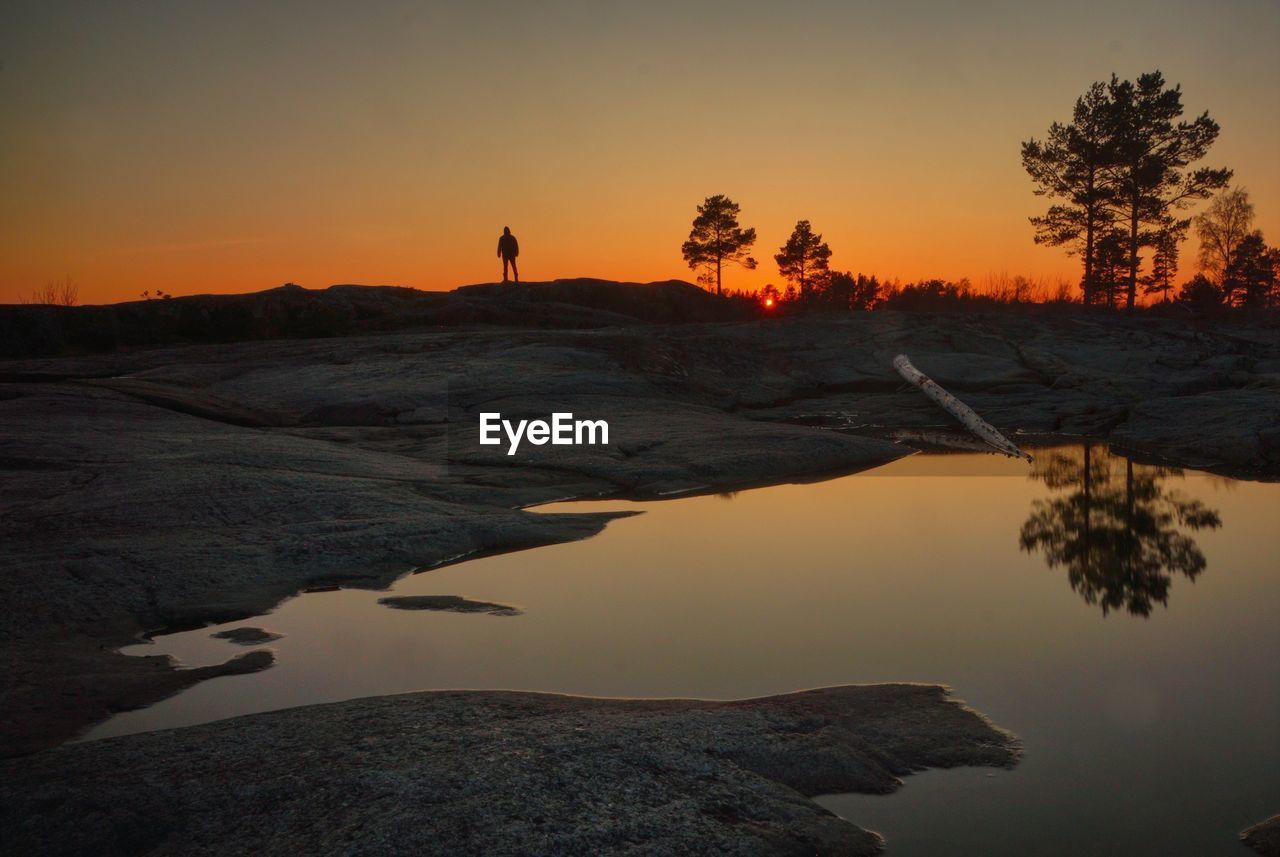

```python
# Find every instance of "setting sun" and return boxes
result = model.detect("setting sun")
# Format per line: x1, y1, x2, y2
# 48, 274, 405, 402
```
2, 2, 1277, 304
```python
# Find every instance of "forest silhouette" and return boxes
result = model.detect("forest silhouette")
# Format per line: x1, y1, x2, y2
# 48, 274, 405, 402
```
671, 70, 1276, 316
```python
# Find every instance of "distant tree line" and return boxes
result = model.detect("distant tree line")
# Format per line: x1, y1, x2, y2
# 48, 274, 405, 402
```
681, 197, 1078, 313
680, 70, 1276, 316
681, 197, 884, 311
1023, 70, 1277, 311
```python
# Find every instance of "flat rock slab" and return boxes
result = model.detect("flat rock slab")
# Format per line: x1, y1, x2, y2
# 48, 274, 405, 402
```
379, 595, 522, 615
210, 626, 284, 645
1109, 387, 1280, 471
0, 683, 1019, 857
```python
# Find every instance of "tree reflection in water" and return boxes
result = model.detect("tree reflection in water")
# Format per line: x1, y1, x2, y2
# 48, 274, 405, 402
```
1019, 445, 1222, 617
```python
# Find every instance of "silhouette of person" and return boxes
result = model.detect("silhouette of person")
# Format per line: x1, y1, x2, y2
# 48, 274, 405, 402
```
497, 226, 519, 283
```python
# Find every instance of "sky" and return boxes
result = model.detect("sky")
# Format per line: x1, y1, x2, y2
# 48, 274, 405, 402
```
2, 0, 1278, 305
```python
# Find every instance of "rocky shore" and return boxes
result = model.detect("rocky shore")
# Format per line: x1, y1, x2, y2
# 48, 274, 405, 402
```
0, 684, 1018, 856
1, 281, 1276, 853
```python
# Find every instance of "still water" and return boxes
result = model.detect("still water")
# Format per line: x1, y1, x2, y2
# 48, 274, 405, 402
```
86, 446, 1279, 856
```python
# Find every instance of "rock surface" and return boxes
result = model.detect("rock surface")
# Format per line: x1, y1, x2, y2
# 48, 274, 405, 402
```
2, 283, 1274, 852
380, 595, 522, 615
0, 643, 273, 761
210, 626, 284, 645
0, 285, 1276, 763
0, 280, 750, 359
1243, 815, 1280, 857
0, 684, 1018, 857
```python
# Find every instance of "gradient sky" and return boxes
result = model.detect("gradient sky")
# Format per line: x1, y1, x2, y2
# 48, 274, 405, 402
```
2, 0, 1278, 304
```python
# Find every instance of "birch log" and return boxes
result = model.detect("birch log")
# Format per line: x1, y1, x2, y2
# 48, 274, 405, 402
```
892, 354, 1032, 461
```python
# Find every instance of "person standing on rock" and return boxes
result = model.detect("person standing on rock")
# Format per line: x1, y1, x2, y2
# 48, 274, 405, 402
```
497, 226, 520, 283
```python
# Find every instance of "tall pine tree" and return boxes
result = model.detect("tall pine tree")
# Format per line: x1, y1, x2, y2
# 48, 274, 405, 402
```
1022, 82, 1115, 303
681, 195, 758, 296
1025, 72, 1230, 309
1104, 72, 1230, 311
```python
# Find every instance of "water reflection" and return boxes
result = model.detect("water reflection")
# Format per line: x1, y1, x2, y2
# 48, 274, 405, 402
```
1019, 445, 1222, 617
86, 448, 1278, 856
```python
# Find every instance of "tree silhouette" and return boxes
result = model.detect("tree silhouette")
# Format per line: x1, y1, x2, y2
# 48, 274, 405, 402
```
1025, 72, 1231, 309
21, 275, 79, 306
1023, 82, 1116, 303
681, 195, 758, 296
1104, 71, 1231, 312
774, 220, 832, 300
848, 273, 880, 310
1019, 445, 1221, 617
1225, 231, 1279, 308
1190, 186, 1279, 308
1142, 220, 1185, 302
1177, 272, 1222, 307
1195, 187, 1255, 289
824, 271, 880, 310
1091, 228, 1129, 308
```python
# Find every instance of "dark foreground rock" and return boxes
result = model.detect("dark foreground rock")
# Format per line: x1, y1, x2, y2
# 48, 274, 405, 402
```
0, 684, 1019, 857
380, 595, 522, 615
1243, 815, 1280, 857
210, 626, 284, 645
1, 644, 273, 760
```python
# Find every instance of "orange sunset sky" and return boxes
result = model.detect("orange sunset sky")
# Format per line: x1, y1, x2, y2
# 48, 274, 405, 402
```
2, 0, 1278, 305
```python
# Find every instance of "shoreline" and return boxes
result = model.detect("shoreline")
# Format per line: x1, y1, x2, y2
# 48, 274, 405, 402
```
1, 683, 1019, 856
2, 286, 1277, 852
3, 300, 1278, 753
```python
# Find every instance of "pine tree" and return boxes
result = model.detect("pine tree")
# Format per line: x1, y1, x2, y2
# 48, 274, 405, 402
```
1025, 72, 1231, 310
1022, 82, 1116, 303
681, 195, 758, 296
1092, 229, 1129, 308
1142, 220, 1185, 302
1225, 232, 1279, 309
1104, 71, 1230, 311
774, 220, 832, 300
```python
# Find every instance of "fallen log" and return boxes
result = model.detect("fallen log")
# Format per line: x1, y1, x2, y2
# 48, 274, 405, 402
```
892, 354, 1032, 461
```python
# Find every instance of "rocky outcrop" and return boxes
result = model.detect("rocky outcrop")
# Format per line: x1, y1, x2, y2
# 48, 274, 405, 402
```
1109, 388, 1280, 470
379, 595, 522, 615
0, 279, 751, 358
1, 288, 1277, 757
0, 684, 1018, 857
1243, 815, 1280, 857
210, 627, 284, 645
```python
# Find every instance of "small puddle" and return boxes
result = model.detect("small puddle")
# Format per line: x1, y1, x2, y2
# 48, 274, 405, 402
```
83, 446, 1279, 856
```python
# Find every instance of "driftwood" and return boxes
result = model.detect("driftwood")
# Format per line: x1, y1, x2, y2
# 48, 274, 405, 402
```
892, 354, 1032, 461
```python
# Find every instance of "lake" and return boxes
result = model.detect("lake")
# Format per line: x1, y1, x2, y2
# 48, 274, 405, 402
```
85, 445, 1280, 856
